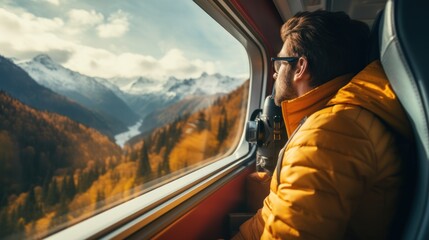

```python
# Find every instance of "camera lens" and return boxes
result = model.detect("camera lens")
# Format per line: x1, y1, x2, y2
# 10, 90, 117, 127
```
245, 119, 265, 145
245, 121, 258, 143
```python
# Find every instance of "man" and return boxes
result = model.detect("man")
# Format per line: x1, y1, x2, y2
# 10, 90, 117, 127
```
234, 11, 412, 239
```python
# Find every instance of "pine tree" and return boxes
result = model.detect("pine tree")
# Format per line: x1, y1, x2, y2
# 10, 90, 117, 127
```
207, 114, 212, 131
155, 129, 166, 153
66, 173, 76, 200
217, 107, 229, 145
95, 189, 105, 210
158, 150, 171, 176
196, 111, 206, 132
46, 178, 60, 206
222, 106, 228, 133
22, 187, 43, 221
136, 142, 151, 179
50, 193, 68, 228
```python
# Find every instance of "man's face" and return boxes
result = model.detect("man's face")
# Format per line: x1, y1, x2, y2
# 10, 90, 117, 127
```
273, 43, 298, 106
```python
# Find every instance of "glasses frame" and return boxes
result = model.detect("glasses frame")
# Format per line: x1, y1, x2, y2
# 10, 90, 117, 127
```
271, 57, 299, 73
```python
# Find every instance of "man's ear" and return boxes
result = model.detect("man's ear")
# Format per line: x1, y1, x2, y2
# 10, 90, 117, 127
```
293, 57, 310, 82
293, 57, 312, 95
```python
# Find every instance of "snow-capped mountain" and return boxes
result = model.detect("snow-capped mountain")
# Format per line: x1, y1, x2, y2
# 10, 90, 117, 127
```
113, 76, 161, 95
17, 55, 139, 128
112, 72, 244, 97
99, 72, 247, 118
0, 55, 117, 137
164, 72, 244, 97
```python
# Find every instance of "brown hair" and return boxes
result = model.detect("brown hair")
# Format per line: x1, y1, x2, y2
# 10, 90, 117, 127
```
281, 10, 370, 87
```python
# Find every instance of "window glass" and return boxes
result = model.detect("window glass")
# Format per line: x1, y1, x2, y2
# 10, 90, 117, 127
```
0, 0, 249, 238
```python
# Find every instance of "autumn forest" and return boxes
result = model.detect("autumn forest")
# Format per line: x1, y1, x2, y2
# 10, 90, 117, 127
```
0, 75, 249, 239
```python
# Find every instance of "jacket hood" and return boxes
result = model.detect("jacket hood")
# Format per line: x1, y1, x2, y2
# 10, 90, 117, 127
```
328, 60, 412, 139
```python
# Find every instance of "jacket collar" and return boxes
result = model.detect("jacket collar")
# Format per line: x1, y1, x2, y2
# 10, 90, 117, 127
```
280, 74, 352, 137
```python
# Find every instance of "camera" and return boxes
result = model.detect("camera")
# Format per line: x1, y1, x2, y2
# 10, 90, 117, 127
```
245, 95, 287, 175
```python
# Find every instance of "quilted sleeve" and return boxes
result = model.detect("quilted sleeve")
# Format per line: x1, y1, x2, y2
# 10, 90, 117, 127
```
261, 110, 377, 239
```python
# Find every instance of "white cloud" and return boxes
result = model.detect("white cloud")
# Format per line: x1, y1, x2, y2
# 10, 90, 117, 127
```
64, 49, 158, 78
0, 7, 218, 79
64, 48, 215, 79
33, 0, 60, 6
67, 9, 103, 27
0, 8, 67, 54
96, 10, 129, 38
65, 9, 104, 35
159, 49, 216, 78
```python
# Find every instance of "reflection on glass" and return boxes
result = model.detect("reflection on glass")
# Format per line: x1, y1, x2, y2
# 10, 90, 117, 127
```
0, 0, 249, 238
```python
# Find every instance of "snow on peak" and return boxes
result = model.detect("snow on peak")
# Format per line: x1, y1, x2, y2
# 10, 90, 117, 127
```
32, 54, 58, 71
34, 54, 53, 63
18, 54, 111, 97
119, 76, 160, 94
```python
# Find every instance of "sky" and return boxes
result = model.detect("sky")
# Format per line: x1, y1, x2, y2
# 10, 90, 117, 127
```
0, 0, 249, 80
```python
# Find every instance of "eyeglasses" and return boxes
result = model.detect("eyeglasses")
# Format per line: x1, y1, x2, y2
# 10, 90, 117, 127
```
271, 57, 299, 73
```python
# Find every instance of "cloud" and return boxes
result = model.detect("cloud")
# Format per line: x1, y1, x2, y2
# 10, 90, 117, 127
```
64, 9, 104, 35
64, 48, 215, 79
159, 49, 216, 78
67, 9, 103, 28
64, 49, 158, 78
96, 10, 129, 38
32, 0, 60, 6
0, 7, 218, 79
0, 8, 68, 55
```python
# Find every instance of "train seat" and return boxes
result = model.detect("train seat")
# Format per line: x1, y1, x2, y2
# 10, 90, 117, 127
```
380, 0, 429, 239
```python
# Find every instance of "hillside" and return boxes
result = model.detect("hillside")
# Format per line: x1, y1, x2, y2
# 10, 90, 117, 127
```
0, 91, 121, 195
0, 55, 118, 138
138, 93, 222, 135
0, 91, 121, 238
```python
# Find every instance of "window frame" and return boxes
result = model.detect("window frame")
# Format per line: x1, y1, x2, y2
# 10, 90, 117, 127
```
45, 0, 269, 238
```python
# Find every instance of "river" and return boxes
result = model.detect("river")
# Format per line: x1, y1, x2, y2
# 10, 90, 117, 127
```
114, 120, 144, 147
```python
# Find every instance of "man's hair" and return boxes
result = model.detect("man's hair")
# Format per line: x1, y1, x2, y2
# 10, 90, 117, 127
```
281, 10, 370, 87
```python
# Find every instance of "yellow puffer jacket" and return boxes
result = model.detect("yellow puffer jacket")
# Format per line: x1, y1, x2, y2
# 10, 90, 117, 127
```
236, 61, 412, 239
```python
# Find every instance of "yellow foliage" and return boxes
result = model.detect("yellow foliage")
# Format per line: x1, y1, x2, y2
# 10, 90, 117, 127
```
25, 212, 55, 239
169, 130, 218, 171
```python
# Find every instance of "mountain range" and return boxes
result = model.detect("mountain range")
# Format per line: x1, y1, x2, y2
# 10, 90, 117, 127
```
102, 71, 246, 120
3, 53, 247, 144
103, 72, 246, 134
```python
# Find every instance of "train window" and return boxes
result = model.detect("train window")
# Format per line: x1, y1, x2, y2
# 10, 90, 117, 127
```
0, 0, 249, 238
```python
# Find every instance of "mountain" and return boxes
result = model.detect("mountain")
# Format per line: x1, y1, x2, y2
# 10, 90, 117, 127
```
163, 72, 244, 97
115, 72, 245, 97
139, 94, 221, 135
0, 55, 118, 137
17, 55, 140, 130
99, 72, 247, 119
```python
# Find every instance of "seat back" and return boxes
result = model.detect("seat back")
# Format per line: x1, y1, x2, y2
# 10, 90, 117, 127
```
380, 0, 429, 239
366, 9, 384, 63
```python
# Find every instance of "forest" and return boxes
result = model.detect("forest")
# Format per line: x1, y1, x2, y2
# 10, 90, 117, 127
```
0, 80, 249, 239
